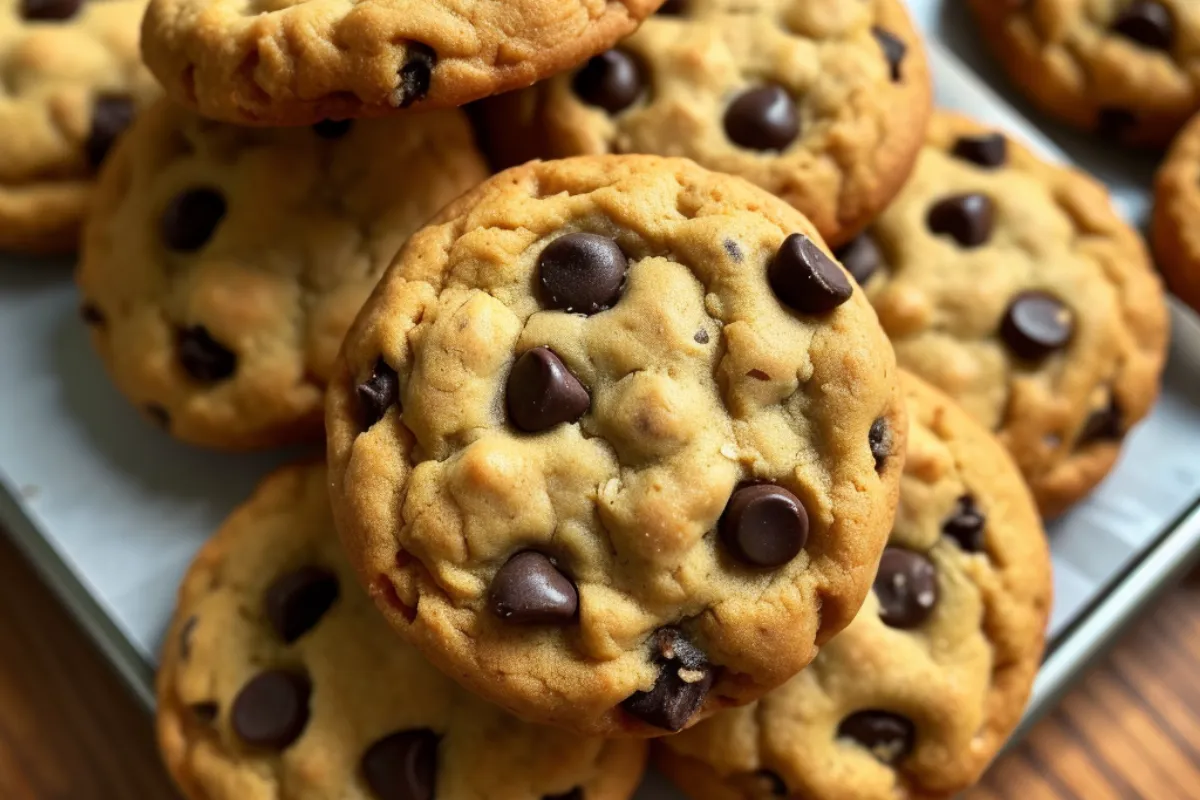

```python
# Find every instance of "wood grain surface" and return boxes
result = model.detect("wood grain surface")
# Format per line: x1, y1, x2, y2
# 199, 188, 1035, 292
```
1, 530, 1198, 800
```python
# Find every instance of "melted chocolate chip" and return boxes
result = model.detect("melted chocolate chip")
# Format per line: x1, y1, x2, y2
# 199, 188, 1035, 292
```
1000, 291, 1073, 360
357, 359, 400, 429
869, 417, 890, 471
573, 50, 644, 113
20, 0, 81, 21
724, 84, 800, 152
694, 329, 710, 344
926, 193, 995, 248
490, 552, 579, 624
265, 566, 339, 644
1112, 1, 1174, 50
951, 133, 1007, 168
85, 94, 135, 169
719, 484, 808, 568
1079, 397, 1123, 444
874, 548, 938, 629
191, 702, 219, 724
838, 711, 916, 764
161, 188, 226, 252
657, 0, 687, 14
79, 302, 105, 326
506, 347, 590, 433
538, 233, 628, 314
313, 119, 353, 139
396, 44, 436, 108
362, 729, 439, 800
621, 628, 714, 731
942, 495, 986, 552
1098, 108, 1137, 141
177, 325, 236, 382
835, 235, 882, 285
231, 670, 312, 749
768, 233, 853, 314
871, 27, 906, 81
756, 771, 788, 797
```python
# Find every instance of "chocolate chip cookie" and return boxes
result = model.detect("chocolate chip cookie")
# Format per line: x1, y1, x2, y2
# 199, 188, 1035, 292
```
970, 0, 1200, 147
477, 0, 931, 248
851, 111, 1168, 518
656, 371, 1052, 800
0, 0, 158, 254
76, 99, 488, 450
140, 0, 667, 126
325, 154, 906, 736
158, 461, 649, 800
1153, 110, 1200, 311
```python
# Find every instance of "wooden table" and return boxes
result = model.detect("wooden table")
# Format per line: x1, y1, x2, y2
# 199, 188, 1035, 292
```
2, 531, 1198, 800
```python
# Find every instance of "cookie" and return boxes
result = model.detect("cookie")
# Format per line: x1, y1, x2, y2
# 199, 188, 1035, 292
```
76, 98, 489, 450
851, 111, 1168, 518
477, 0, 931, 248
1153, 110, 1200, 311
0, 0, 158, 254
970, 0, 1200, 147
656, 371, 1053, 800
325, 154, 906, 737
157, 461, 649, 800
140, 0, 668, 127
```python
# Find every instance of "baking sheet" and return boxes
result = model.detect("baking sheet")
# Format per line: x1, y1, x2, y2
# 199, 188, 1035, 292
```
2, 18, 1200, 799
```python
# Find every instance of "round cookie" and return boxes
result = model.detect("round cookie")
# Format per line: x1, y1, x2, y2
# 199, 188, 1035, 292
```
326, 154, 906, 737
158, 461, 649, 800
1153, 110, 1200, 311
656, 371, 1053, 800
1, 0, 158, 254
848, 111, 1168, 518
76, 98, 489, 450
969, 0, 1200, 147
140, 0, 667, 127
478, 0, 931, 249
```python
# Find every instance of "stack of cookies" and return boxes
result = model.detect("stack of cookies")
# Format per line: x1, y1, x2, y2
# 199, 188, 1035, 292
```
3, 0, 1182, 798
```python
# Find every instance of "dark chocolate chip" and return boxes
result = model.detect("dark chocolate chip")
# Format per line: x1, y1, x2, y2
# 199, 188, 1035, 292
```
621, 627, 714, 732
79, 302, 105, 326
1112, 1, 1174, 50
950, 133, 1007, 168
231, 670, 312, 749
264, 566, 339, 644
869, 417, 890, 471
694, 329, 710, 344
724, 239, 743, 262
768, 233, 853, 314
145, 404, 170, 428
489, 551, 579, 623
724, 84, 800, 152
1078, 397, 1123, 444
837, 711, 916, 764
1000, 291, 1073, 360
942, 495, 986, 552
1098, 108, 1137, 141
538, 232, 628, 314
657, 0, 687, 14
177, 325, 236, 382
506, 347, 590, 433
926, 193, 995, 248
835, 235, 882, 285
161, 188, 226, 252
312, 119, 353, 139
874, 547, 938, 629
755, 771, 788, 797
179, 615, 197, 660
362, 729, 439, 800
396, 44, 436, 108
719, 484, 808, 568
545, 789, 584, 800
871, 27, 906, 81
85, 94, 135, 170
190, 702, 218, 724
357, 359, 400, 429
20, 0, 81, 20
573, 50, 644, 113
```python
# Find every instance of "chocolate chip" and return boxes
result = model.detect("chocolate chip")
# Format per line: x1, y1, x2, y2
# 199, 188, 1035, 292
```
264, 566, 339, 644
190, 702, 218, 724
837, 711, 915, 764
538, 232, 628, 314
871, 27, 906, 81
545, 790, 584, 800
755, 771, 788, 797
161, 188, 226, 252
20, 0, 81, 20
1112, 1, 1174, 50
79, 302, 105, 326
694, 329, 710, 344
573, 50, 644, 113
869, 417, 890, 471
951, 133, 1007, 168
85, 94, 135, 170
926, 193, 995, 248
179, 615, 197, 660
362, 729, 439, 800
506, 347, 590, 433
1000, 291, 1073, 360
768, 233, 853, 314
621, 627, 714, 732
942, 495, 986, 552
1079, 397, 1123, 444
396, 44, 436, 108
1098, 108, 1137, 141
719, 484, 808, 568
490, 551, 579, 623
177, 325, 236, 382
357, 359, 399, 429
874, 547, 938, 629
724, 84, 800, 152
835, 235, 882, 285
145, 404, 170, 428
658, 0, 687, 14
723, 239, 743, 262
231, 670, 312, 749
313, 119, 353, 139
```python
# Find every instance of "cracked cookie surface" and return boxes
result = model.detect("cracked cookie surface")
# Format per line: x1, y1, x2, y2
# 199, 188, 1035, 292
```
157, 460, 649, 800
969, 0, 1200, 147
76, 98, 489, 450
326, 154, 905, 737
656, 371, 1052, 800
1, 0, 158, 254
140, 0, 666, 126
851, 111, 1167, 517
478, 0, 931, 248
1153, 109, 1200, 311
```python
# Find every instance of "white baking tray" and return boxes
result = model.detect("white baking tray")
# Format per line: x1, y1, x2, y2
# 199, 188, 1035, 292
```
3, 14, 1200, 797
